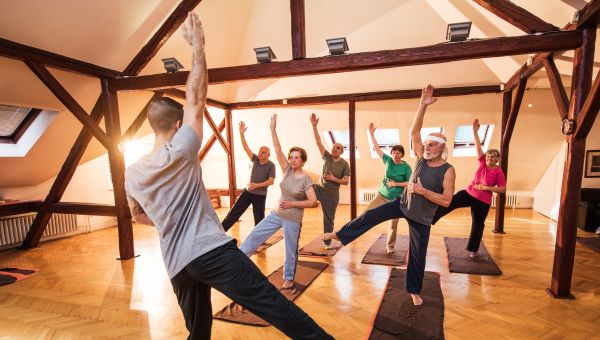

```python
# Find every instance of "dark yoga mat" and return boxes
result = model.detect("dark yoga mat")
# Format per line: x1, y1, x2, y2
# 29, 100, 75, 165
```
444, 237, 502, 275
0, 267, 37, 286
214, 260, 328, 326
298, 236, 340, 257
577, 236, 600, 254
362, 234, 409, 266
254, 229, 284, 253
368, 268, 444, 340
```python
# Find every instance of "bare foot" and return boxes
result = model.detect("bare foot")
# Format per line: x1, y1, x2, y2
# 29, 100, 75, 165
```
282, 280, 294, 289
321, 232, 340, 242
386, 247, 395, 255
411, 294, 423, 306
468, 251, 479, 258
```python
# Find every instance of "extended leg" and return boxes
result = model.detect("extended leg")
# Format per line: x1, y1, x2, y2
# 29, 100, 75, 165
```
221, 190, 253, 231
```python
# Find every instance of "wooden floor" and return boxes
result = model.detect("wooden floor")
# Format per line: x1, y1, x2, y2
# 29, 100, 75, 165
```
1, 206, 599, 339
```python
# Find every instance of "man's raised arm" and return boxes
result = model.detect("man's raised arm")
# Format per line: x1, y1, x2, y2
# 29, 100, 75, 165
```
181, 12, 208, 143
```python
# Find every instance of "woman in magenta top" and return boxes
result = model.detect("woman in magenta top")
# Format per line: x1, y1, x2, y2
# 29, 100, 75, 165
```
431, 119, 506, 258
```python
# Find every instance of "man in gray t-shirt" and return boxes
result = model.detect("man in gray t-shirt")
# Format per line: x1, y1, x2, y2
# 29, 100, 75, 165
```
221, 121, 275, 231
310, 113, 350, 249
124, 13, 331, 340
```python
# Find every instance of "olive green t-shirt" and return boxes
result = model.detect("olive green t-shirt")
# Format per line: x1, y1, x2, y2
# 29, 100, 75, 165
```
316, 151, 350, 193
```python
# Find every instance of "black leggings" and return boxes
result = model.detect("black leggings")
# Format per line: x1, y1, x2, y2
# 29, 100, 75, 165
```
432, 190, 491, 252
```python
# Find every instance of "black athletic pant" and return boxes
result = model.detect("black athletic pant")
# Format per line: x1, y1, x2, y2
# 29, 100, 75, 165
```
221, 189, 267, 231
170, 240, 332, 340
431, 190, 491, 252
335, 198, 431, 294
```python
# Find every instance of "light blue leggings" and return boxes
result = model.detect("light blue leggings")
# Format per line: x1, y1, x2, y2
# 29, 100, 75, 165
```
240, 212, 301, 281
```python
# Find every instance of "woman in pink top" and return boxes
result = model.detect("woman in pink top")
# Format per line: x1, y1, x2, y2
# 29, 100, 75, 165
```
431, 119, 506, 258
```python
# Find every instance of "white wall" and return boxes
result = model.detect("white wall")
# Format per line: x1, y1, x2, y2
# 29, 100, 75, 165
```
533, 113, 600, 220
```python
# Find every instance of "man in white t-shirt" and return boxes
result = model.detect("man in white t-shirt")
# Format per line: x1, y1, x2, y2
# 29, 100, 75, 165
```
125, 13, 331, 340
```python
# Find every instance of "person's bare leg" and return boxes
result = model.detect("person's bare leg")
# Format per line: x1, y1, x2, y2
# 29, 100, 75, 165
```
282, 280, 294, 289
321, 232, 339, 242
411, 294, 423, 306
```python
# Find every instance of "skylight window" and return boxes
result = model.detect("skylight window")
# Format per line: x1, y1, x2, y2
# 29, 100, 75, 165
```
0, 105, 41, 143
367, 128, 400, 158
452, 124, 494, 157
409, 127, 444, 157
324, 130, 359, 159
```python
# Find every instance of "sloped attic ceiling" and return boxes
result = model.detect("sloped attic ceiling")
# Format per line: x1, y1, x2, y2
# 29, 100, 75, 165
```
0, 0, 595, 188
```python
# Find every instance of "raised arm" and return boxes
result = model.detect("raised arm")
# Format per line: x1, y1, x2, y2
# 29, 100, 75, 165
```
239, 121, 254, 160
472, 119, 484, 158
369, 123, 384, 158
270, 114, 289, 172
181, 12, 208, 143
410, 84, 437, 159
310, 113, 326, 157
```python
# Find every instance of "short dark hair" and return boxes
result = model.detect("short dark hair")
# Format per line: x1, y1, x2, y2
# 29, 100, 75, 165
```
147, 97, 183, 133
288, 146, 307, 162
391, 145, 405, 155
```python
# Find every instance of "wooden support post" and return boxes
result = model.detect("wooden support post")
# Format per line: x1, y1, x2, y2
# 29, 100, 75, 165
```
494, 91, 512, 233
199, 118, 225, 161
349, 101, 357, 219
22, 97, 104, 249
548, 27, 596, 299
224, 109, 237, 206
101, 79, 135, 260
290, 0, 306, 59
544, 57, 570, 121
204, 108, 229, 153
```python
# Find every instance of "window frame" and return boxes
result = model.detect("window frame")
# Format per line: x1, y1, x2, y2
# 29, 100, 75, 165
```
0, 108, 42, 144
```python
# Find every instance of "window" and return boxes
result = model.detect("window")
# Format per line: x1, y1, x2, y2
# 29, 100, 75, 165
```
0, 104, 42, 144
452, 124, 494, 157
409, 126, 444, 157
367, 128, 400, 158
325, 130, 360, 159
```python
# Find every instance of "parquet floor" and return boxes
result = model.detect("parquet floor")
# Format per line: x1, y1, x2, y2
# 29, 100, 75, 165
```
1, 206, 599, 339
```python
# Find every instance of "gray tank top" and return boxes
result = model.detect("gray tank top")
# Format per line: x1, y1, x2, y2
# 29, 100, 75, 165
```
399, 158, 452, 225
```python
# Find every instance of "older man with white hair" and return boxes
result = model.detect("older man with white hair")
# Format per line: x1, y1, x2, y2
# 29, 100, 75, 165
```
322, 84, 455, 306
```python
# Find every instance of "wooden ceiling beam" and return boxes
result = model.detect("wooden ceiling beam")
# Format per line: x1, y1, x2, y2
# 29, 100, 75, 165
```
228, 85, 501, 109
472, 0, 558, 33
575, 69, 600, 138
290, 0, 306, 59
198, 118, 225, 161
47, 202, 117, 216
161, 88, 229, 109
544, 57, 569, 121
204, 108, 229, 153
107, 31, 581, 91
575, 0, 600, 29
25, 61, 113, 151
0, 37, 120, 79
122, 0, 203, 76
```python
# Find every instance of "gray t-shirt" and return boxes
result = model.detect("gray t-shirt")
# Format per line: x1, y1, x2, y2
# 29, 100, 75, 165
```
125, 125, 232, 279
316, 151, 350, 193
272, 167, 313, 223
399, 158, 453, 225
248, 154, 276, 195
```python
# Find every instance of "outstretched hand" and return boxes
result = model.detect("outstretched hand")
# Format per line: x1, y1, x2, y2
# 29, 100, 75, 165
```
182, 12, 204, 49
239, 121, 247, 134
473, 119, 480, 132
310, 113, 319, 127
368, 122, 376, 134
270, 114, 277, 130
420, 84, 437, 106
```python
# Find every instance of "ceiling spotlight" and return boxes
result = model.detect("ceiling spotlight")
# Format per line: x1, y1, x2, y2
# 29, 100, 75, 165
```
326, 37, 349, 56
254, 47, 276, 63
446, 22, 472, 42
162, 57, 184, 73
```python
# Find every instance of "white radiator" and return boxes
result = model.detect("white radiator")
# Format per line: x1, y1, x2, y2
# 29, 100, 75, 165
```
492, 194, 519, 208
0, 213, 78, 247
359, 189, 379, 204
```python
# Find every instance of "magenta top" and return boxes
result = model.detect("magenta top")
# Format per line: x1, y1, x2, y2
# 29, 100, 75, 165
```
466, 155, 506, 205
